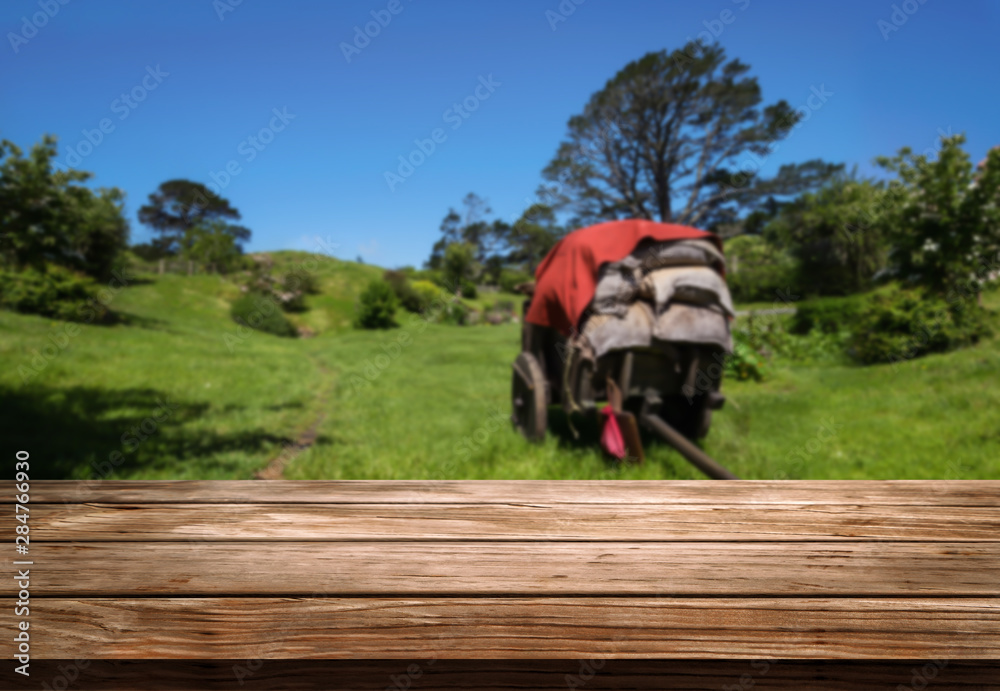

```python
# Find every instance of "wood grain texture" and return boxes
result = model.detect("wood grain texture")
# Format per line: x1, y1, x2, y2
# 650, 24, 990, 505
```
13, 479, 1000, 506
13, 502, 1000, 542
11, 541, 1000, 597
21, 597, 1000, 659
5, 660, 998, 690
7, 480, 998, 665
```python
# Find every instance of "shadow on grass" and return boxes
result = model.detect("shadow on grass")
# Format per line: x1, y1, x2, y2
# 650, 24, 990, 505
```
114, 311, 171, 330
1, 384, 300, 479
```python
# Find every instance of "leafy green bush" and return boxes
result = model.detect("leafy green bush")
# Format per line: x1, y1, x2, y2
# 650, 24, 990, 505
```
723, 234, 798, 303
2, 136, 129, 282
742, 319, 849, 364
499, 269, 533, 293
436, 300, 469, 326
354, 279, 399, 329
0, 265, 109, 323
282, 269, 319, 295
230, 292, 297, 337
731, 308, 851, 372
460, 280, 477, 299
411, 280, 444, 312
725, 334, 766, 381
383, 270, 425, 313
790, 295, 865, 335
849, 287, 992, 365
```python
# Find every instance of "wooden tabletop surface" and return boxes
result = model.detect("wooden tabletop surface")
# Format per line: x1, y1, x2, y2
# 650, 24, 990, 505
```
4, 480, 999, 664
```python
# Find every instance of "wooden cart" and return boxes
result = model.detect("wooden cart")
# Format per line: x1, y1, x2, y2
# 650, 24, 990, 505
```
512, 288, 737, 479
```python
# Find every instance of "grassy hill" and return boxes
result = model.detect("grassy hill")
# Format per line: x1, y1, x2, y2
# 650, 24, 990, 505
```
2, 252, 998, 480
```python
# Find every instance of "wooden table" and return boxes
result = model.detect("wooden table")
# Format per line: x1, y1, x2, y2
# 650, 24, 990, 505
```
3, 480, 999, 689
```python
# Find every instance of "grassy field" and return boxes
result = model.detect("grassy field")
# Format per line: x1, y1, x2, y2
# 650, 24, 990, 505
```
2, 254, 998, 480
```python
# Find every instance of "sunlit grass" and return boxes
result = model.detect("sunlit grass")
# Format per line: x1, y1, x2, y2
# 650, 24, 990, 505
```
2, 260, 997, 480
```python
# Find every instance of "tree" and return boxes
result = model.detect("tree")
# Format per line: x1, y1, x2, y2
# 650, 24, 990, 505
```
507, 203, 564, 274
442, 242, 479, 292
138, 180, 247, 255
427, 193, 493, 269
0, 135, 129, 281
763, 172, 892, 295
722, 234, 796, 303
876, 134, 1000, 298
542, 41, 840, 230
183, 220, 244, 273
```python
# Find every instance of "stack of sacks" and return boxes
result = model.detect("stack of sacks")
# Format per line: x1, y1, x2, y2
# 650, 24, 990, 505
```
582, 238, 733, 358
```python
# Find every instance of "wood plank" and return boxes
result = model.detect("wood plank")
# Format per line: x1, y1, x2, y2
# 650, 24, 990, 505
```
15, 503, 1000, 542
11, 542, 1000, 597
20, 598, 1000, 659
5, 660, 998, 690
14, 479, 1000, 506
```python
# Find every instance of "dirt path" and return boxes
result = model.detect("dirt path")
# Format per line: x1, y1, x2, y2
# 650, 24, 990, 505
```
254, 359, 333, 480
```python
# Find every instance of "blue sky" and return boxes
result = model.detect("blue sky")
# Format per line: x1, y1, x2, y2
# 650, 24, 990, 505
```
2, 0, 998, 268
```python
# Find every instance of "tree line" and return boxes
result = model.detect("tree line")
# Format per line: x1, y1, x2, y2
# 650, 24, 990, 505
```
418, 40, 1000, 313
0, 133, 256, 321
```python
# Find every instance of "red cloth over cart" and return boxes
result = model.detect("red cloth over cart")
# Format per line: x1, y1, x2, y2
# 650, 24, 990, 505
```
525, 219, 722, 336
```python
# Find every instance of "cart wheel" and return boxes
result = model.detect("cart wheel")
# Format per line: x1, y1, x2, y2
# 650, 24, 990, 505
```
511, 352, 547, 442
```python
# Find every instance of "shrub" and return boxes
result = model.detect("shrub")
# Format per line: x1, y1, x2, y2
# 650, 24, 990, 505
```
790, 295, 865, 335
460, 280, 477, 299
411, 280, 443, 312
230, 291, 297, 337
282, 269, 320, 295
499, 269, 533, 293
725, 334, 766, 381
731, 308, 851, 371
436, 300, 469, 326
383, 270, 424, 313
279, 291, 307, 313
849, 287, 993, 365
739, 315, 849, 364
0, 265, 109, 323
723, 235, 798, 303
354, 279, 399, 329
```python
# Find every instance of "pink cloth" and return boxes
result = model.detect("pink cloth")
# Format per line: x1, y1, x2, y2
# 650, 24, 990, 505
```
600, 405, 626, 460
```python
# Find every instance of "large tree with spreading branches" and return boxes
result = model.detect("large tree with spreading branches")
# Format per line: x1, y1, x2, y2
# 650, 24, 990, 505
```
542, 41, 840, 230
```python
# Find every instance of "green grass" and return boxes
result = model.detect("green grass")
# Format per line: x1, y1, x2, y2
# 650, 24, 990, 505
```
2, 256, 998, 480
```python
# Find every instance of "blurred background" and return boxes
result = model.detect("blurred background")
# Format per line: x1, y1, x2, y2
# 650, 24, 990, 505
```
1, 0, 998, 480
